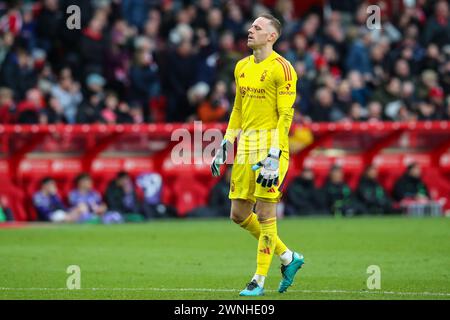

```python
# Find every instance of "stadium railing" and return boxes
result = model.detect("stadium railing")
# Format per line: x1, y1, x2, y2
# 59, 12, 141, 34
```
0, 121, 449, 220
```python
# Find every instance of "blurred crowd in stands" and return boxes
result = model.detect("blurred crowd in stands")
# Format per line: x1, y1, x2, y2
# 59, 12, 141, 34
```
29, 171, 178, 223
284, 162, 442, 216
0, 162, 442, 223
0, 0, 449, 125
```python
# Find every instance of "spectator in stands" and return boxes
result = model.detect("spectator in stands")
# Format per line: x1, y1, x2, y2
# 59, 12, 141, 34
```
128, 101, 144, 123
322, 165, 366, 216
69, 173, 123, 224
121, 0, 154, 30
0, 47, 37, 100
0, 32, 14, 68
422, 43, 444, 73
285, 168, 326, 216
400, 81, 417, 110
366, 101, 384, 121
371, 77, 402, 113
356, 165, 394, 214
349, 71, 370, 107
369, 41, 389, 87
440, 53, 450, 94
187, 82, 210, 118
308, 87, 344, 122
294, 60, 312, 114
142, 9, 162, 46
393, 58, 412, 82
40, 94, 66, 124
84, 72, 106, 98
79, 11, 108, 77
100, 91, 119, 124
216, 31, 241, 86
347, 102, 367, 122
444, 97, 450, 120
417, 101, 439, 120
0, 87, 16, 123
0, 194, 14, 222
105, 171, 143, 222
51, 68, 83, 124
392, 163, 429, 202
35, 0, 63, 54
205, 7, 224, 50
16, 88, 45, 124
115, 101, 135, 124
33, 177, 84, 222
345, 29, 373, 76
392, 163, 443, 216
104, 19, 133, 98
417, 69, 439, 101
129, 37, 161, 122
3, 1, 22, 31
322, 44, 342, 78
422, 0, 450, 48
195, 28, 218, 86
193, 0, 213, 31
285, 32, 315, 73
76, 92, 103, 123
299, 13, 321, 47
428, 86, 445, 116
135, 172, 177, 219
165, 39, 198, 122
334, 80, 352, 115
36, 63, 57, 96
197, 80, 229, 122
223, 1, 246, 38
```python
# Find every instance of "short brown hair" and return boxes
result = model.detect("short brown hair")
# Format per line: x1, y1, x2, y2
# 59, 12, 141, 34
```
259, 13, 282, 38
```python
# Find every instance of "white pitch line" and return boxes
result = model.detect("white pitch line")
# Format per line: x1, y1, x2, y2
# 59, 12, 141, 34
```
0, 287, 449, 297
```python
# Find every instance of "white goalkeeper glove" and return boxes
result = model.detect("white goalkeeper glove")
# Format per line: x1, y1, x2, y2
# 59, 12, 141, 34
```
211, 139, 231, 177
252, 147, 281, 188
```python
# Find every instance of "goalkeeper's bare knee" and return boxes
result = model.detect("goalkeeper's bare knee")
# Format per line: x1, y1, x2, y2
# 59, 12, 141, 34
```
230, 209, 249, 224
230, 199, 254, 224
255, 200, 277, 221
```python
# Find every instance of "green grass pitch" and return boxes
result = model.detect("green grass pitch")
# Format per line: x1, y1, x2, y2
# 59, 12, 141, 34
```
0, 216, 449, 300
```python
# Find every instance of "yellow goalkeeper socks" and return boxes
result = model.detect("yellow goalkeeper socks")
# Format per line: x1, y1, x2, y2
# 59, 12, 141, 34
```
239, 212, 288, 256
255, 217, 278, 277
239, 212, 260, 239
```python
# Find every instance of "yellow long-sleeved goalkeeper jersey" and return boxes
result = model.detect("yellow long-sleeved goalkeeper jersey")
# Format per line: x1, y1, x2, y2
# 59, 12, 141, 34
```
223, 50, 297, 158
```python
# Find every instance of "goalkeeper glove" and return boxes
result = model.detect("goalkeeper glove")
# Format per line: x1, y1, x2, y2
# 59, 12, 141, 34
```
252, 147, 281, 188
211, 139, 231, 177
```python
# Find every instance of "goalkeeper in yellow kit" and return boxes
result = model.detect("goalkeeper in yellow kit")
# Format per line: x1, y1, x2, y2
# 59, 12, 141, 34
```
210, 13, 304, 296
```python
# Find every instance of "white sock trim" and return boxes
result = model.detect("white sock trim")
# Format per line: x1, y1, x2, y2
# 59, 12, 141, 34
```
252, 274, 265, 287
280, 249, 294, 266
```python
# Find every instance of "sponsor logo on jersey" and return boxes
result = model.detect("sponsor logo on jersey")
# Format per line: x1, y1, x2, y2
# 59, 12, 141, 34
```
279, 85, 295, 96
240, 86, 266, 98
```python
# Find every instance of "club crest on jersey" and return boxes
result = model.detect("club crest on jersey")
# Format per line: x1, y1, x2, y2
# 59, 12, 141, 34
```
260, 70, 268, 81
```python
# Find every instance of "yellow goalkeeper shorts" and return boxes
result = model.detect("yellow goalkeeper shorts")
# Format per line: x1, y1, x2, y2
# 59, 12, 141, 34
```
228, 152, 289, 203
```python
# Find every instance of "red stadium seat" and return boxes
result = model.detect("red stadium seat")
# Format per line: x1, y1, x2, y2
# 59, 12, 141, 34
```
172, 174, 208, 216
